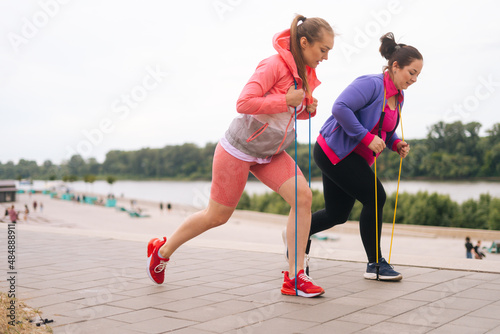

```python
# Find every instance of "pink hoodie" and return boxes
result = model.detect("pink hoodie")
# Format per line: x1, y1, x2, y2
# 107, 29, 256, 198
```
225, 29, 321, 159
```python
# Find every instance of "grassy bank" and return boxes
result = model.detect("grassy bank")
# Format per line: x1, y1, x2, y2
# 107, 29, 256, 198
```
0, 292, 52, 333
237, 190, 500, 231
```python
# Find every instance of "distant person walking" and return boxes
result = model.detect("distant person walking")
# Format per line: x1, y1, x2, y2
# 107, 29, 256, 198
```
8, 206, 18, 224
147, 14, 334, 297
307, 32, 423, 281
474, 240, 486, 259
33, 200, 38, 211
23, 204, 30, 221
465, 236, 474, 259
159, 202, 163, 214
166, 203, 171, 212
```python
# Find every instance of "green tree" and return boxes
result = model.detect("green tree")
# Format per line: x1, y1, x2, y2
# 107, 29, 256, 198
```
62, 174, 78, 182
488, 198, 500, 230
236, 191, 251, 210
286, 143, 321, 181
486, 123, 500, 145
83, 174, 97, 193
67, 155, 86, 176
83, 174, 96, 183
481, 142, 500, 177
101, 150, 129, 176
41, 160, 58, 179
16, 159, 39, 179
106, 175, 117, 193
475, 194, 492, 229
87, 158, 101, 175
0, 161, 16, 179
457, 199, 478, 228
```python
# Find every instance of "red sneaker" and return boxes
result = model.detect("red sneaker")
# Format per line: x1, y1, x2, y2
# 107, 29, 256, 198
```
281, 269, 324, 297
147, 237, 169, 284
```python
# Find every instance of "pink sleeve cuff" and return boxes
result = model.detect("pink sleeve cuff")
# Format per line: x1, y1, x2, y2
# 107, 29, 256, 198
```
361, 132, 375, 146
392, 139, 402, 152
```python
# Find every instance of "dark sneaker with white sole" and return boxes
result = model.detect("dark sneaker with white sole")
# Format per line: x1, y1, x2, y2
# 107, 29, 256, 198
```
364, 258, 402, 281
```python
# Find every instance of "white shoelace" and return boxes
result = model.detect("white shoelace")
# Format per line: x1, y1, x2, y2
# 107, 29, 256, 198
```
297, 272, 314, 284
154, 260, 168, 273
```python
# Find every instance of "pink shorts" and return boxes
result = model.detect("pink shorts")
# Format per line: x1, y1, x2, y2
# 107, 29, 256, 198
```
210, 143, 304, 208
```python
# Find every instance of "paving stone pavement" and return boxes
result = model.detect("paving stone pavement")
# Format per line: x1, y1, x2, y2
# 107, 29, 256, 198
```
2, 228, 500, 334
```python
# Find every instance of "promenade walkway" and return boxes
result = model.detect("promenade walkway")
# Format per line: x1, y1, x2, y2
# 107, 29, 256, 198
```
1, 193, 500, 333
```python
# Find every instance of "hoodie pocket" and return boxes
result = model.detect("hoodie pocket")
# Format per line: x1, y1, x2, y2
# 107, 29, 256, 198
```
246, 123, 269, 142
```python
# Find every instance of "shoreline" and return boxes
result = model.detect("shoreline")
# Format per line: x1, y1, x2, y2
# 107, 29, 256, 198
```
27, 189, 500, 241
19, 189, 500, 241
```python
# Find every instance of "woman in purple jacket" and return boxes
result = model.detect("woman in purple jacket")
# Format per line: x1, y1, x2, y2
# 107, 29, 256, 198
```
311, 32, 423, 280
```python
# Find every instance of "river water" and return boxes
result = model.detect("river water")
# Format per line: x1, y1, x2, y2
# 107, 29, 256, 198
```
20, 179, 500, 208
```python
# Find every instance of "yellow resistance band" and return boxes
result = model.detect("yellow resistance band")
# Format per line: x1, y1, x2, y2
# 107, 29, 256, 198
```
388, 105, 403, 264
374, 89, 404, 269
374, 157, 380, 267
373, 89, 387, 270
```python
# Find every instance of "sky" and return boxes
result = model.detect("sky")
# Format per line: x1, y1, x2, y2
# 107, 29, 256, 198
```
1, 0, 500, 164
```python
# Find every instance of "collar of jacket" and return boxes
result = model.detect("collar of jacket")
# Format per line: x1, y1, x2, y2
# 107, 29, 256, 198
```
383, 71, 404, 103
273, 28, 321, 104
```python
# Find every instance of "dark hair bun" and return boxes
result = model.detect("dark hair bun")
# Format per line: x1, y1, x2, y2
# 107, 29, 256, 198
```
379, 32, 405, 60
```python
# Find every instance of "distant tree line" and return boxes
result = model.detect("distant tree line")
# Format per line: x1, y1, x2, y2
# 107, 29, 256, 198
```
0, 143, 217, 181
376, 121, 500, 180
3, 120, 500, 230
1, 120, 500, 181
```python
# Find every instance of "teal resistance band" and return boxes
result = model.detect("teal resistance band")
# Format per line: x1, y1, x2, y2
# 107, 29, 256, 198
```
292, 80, 313, 289
294, 80, 298, 295
309, 106, 312, 187
306, 102, 312, 276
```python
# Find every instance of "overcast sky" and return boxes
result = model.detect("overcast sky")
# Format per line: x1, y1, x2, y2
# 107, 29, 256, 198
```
1, 0, 499, 164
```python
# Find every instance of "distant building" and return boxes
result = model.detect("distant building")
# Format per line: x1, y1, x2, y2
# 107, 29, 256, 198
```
0, 180, 16, 203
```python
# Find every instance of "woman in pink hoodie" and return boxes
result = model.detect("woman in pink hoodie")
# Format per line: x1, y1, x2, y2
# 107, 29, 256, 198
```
148, 15, 334, 297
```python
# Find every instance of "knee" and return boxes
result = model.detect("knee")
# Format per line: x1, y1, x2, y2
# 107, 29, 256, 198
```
361, 187, 386, 208
209, 215, 229, 228
322, 206, 349, 225
296, 187, 313, 210
335, 211, 350, 225
204, 208, 231, 228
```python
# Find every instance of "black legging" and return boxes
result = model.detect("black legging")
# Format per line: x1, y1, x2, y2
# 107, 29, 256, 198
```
310, 142, 386, 263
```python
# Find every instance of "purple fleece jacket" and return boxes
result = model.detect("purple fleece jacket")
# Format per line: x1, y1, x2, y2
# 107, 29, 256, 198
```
318, 73, 403, 165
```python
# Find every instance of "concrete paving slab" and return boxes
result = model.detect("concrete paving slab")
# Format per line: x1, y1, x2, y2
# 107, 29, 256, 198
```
1, 227, 500, 333
2, 194, 500, 333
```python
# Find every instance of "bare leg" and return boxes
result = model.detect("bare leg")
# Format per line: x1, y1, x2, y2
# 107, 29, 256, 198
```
278, 176, 312, 277
159, 199, 235, 259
